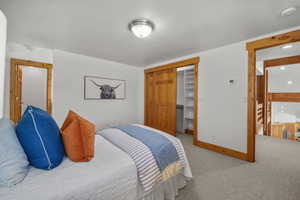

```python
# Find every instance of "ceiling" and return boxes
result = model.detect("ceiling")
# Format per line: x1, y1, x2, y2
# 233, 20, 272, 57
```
1, 0, 300, 67
257, 41, 300, 62
256, 41, 300, 74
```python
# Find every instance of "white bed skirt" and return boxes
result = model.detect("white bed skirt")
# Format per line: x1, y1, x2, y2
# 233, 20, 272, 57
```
137, 173, 189, 200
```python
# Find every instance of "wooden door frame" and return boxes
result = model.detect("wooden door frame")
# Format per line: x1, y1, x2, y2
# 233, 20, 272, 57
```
10, 58, 53, 123
246, 29, 300, 162
263, 66, 269, 136
263, 55, 300, 136
144, 57, 199, 143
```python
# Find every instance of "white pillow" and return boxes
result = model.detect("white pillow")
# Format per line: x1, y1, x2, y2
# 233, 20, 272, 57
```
0, 118, 29, 187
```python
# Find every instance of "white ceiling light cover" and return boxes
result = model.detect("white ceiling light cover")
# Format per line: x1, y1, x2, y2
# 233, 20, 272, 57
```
129, 19, 154, 38
281, 7, 297, 17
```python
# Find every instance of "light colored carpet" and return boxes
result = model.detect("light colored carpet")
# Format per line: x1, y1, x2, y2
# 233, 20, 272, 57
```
176, 133, 300, 200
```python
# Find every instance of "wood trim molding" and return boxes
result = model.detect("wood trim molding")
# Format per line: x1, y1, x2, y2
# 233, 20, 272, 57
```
10, 58, 53, 123
268, 93, 300, 102
144, 57, 200, 74
246, 29, 300, 162
247, 49, 256, 162
144, 56, 199, 143
194, 140, 248, 161
246, 30, 300, 50
145, 57, 247, 161
264, 55, 300, 67
193, 61, 199, 145
263, 67, 269, 136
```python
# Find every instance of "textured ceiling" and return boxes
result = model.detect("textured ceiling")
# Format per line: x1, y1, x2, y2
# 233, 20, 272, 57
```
1, 0, 300, 67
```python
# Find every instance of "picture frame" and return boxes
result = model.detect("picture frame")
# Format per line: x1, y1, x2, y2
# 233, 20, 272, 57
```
84, 75, 126, 100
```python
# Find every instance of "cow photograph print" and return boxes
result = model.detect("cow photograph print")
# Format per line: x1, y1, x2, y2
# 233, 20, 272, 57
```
84, 76, 126, 100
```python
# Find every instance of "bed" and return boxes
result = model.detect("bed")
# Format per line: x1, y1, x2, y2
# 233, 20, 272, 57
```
0, 125, 192, 200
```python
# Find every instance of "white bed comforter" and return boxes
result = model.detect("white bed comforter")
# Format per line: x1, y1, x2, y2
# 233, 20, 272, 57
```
0, 135, 138, 200
0, 125, 192, 200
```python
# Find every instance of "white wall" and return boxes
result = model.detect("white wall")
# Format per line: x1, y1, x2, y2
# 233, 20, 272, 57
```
272, 102, 300, 123
53, 50, 142, 128
0, 10, 7, 118
146, 42, 248, 152
145, 26, 300, 153
21, 67, 48, 113
197, 42, 248, 152
256, 61, 263, 75
4, 43, 143, 129
268, 64, 300, 93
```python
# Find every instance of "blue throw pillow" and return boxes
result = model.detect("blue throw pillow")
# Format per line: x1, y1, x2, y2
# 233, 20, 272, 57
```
0, 118, 29, 187
16, 106, 64, 170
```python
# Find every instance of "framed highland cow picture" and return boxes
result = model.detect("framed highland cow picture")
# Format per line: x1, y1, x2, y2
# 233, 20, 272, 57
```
84, 76, 126, 100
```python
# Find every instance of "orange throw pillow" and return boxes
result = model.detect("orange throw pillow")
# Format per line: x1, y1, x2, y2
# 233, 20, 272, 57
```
61, 111, 96, 162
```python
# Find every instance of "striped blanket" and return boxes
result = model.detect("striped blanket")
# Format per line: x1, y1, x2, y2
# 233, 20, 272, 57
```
98, 125, 188, 193
115, 125, 179, 171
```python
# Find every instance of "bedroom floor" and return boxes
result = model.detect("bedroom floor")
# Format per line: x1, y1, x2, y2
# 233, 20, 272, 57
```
176, 133, 300, 200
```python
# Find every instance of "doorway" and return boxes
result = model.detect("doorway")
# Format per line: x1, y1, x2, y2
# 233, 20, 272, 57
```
144, 57, 199, 142
256, 54, 300, 141
10, 58, 53, 123
176, 65, 196, 141
246, 29, 300, 162
263, 55, 300, 139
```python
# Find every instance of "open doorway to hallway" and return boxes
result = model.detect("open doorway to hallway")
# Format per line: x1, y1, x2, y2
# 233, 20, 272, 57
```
255, 41, 300, 142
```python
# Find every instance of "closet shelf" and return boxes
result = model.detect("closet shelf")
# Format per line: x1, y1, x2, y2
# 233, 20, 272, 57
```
181, 68, 195, 131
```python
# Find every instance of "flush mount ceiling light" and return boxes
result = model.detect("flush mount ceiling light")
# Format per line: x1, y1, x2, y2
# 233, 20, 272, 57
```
128, 19, 154, 38
281, 7, 297, 17
280, 66, 286, 70
281, 44, 293, 49
287, 80, 293, 85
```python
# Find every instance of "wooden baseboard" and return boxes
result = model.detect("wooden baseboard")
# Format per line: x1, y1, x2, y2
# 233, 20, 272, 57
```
194, 139, 248, 161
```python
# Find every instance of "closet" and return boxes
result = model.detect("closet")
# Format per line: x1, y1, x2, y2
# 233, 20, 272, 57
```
144, 57, 199, 137
176, 66, 195, 134
145, 68, 177, 135
183, 66, 195, 134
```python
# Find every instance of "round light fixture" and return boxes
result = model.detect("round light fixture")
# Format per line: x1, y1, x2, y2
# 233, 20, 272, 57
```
280, 66, 286, 70
287, 80, 293, 85
281, 7, 297, 17
128, 19, 154, 38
